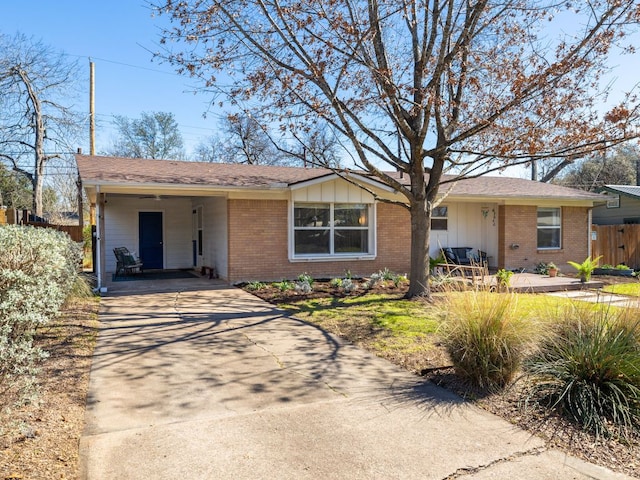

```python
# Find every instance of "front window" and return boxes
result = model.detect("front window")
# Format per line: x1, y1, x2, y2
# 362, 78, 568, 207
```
537, 207, 561, 249
293, 203, 372, 256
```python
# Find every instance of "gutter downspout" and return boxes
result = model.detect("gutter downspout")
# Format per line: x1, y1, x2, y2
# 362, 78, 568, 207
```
95, 185, 103, 292
587, 207, 593, 258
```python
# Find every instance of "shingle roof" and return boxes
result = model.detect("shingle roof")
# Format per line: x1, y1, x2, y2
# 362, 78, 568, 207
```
436, 174, 604, 200
76, 155, 332, 188
601, 185, 640, 199
76, 154, 604, 201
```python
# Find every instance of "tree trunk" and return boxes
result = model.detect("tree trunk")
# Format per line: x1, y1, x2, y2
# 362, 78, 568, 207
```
407, 197, 431, 298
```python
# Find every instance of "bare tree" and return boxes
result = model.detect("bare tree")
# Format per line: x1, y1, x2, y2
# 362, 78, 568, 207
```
222, 113, 293, 165
0, 33, 81, 217
193, 134, 224, 162
276, 123, 343, 168
156, 0, 640, 297
107, 111, 185, 159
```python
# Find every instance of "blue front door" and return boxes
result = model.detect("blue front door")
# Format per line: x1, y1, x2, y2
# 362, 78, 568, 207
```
139, 212, 163, 269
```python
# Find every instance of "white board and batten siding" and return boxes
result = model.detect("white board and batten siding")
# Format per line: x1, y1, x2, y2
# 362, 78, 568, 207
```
104, 197, 193, 273
292, 179, 375, 203
197, 196, 229, 279
430, 202, 499, 267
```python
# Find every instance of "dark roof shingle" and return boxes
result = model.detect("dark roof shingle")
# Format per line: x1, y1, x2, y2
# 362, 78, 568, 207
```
76, 154, 604, 201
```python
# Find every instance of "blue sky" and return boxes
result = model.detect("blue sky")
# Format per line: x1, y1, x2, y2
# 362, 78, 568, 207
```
1, 2, 638, 173
0, 1, 217, 155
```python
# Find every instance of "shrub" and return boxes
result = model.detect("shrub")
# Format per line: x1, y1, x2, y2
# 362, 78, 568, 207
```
297, 272, 314, 286
392, 273, 408, 287
495, 269, 514, 289
440, 290, 529, 390
525, 303, 640, 438
0, 225, 82, 409
534, 262, 549, 275
329, 277, 343, 288
295, 272, 314, 293
273, 280, 294, 292
246, 281, 266, 291
380, 268, 395, 281
342, 278, 357, 293
364, 272, 383, 290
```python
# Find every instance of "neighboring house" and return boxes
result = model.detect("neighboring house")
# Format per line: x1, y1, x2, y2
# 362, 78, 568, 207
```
591, 185, 640, 269
76, 154, 605, 287
592, 185, 640, 225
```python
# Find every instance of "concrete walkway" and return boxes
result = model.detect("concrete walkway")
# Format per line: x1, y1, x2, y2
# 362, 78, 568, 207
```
546, 289, 640, 308
80, 284, 634, 479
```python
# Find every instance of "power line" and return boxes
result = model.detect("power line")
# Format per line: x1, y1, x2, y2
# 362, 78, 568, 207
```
62, 53, 181, 77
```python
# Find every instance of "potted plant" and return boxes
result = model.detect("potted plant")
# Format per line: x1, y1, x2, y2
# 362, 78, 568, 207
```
567, 256, 602, 283
547, 262, 558, 277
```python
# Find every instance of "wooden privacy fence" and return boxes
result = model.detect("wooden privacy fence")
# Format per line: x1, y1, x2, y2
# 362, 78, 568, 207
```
591, 224, 640, 269
26, 222, 84, 243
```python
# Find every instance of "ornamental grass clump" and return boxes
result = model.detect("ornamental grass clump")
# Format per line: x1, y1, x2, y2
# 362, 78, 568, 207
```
525, 303, 640, 438
440, 289, 530, 391
0, 225, 82, 409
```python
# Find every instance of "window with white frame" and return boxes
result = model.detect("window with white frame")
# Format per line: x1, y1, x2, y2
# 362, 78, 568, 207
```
293, 203, 373, 256
431, 205, 448, 230
606, 195, 620, 208
537, 207, 561, 249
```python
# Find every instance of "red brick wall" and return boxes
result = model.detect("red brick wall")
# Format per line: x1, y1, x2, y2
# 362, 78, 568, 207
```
227, 199, 411, 283
499, 205, 589, 271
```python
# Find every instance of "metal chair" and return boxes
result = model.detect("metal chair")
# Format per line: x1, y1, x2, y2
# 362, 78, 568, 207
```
113, 247, 143, 277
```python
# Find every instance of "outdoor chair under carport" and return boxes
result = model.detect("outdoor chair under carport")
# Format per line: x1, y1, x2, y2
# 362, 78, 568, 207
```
113, 247, 144, 277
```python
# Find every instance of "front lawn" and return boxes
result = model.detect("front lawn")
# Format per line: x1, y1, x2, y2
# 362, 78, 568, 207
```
281, 294, 443, 372
602, 282, 640, 296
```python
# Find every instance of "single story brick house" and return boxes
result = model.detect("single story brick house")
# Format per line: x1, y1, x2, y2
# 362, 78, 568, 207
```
76, 154, 605, 287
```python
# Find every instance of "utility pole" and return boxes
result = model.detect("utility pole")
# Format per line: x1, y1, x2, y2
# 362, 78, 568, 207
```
90, 60, 95, 155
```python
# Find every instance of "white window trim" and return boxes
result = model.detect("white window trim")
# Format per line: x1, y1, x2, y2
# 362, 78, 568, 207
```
606, 195, 620, 208
537, 207, 562, 250
431, 205, 448, 231
288, 201, 377, 262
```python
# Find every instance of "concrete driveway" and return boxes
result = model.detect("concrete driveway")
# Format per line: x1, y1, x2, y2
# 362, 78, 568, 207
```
80, 284, 632, 479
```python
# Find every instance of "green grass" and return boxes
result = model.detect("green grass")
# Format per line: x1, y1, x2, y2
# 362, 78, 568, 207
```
282, 294, 439, 337
602, 283, 640, 296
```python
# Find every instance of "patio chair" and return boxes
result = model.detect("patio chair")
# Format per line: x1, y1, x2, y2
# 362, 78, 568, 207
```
113, 247, 143, 277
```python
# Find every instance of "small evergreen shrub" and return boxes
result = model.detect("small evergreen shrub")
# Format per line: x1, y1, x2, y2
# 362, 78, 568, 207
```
0, 225, 82, 409
525, 304, 640, 438
440, 290, 529, 390
342, 278, 357, 293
